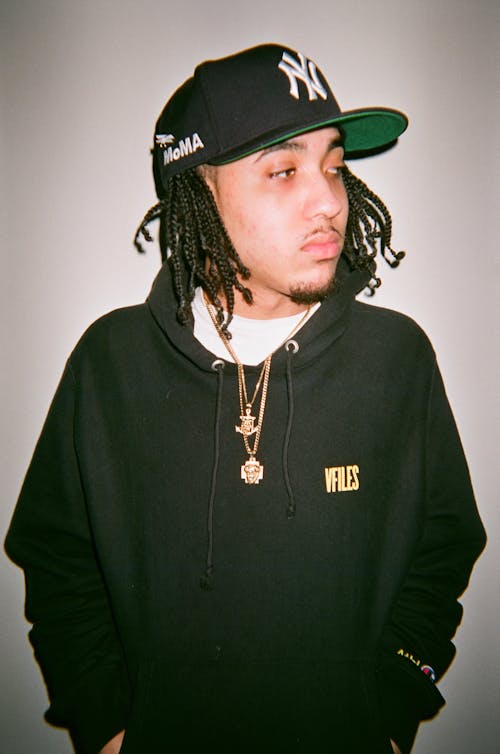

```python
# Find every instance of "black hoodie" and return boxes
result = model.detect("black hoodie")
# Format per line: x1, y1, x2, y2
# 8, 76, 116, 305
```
5, 260, 485, 754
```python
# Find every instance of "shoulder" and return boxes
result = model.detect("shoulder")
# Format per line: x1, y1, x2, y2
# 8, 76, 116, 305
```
69, 303, 152, 364
352, 300, 433, 344
348, 300, 437, 372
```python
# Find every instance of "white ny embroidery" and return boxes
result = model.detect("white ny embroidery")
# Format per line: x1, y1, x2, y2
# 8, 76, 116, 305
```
278, 51, 328, 101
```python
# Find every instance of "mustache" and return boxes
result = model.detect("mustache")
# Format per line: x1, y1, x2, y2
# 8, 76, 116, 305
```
302, 224, 344, 243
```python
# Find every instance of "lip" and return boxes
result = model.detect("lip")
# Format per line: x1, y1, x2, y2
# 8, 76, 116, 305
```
301, 234, 342, 259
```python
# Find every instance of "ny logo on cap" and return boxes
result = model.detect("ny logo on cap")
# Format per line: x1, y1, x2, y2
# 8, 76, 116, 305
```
278, 51, 328, 102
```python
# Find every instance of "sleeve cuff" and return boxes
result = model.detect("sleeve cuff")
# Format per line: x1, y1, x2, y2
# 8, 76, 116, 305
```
45, 662, 131, 754
377, 654, 445, 754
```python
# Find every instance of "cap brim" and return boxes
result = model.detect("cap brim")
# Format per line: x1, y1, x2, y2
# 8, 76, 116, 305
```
334, 108, 409, 154
211, 107, 408, 165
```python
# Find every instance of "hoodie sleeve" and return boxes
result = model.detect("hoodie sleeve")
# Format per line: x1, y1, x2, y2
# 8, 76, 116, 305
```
377, 362, 486, 753
4, 363, 131, 754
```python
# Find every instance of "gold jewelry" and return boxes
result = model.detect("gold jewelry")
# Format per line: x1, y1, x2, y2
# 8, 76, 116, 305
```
204, 294, 311, 484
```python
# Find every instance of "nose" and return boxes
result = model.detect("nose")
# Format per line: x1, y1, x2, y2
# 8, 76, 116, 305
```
302, 171, 345, 220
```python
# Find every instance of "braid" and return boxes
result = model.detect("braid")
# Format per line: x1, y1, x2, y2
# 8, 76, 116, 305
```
341, 166, 405, 294
134, 164, 406, 325
134, 169, 251, 336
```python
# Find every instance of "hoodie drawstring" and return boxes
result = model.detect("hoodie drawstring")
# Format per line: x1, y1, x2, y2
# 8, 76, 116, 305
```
200, 359, 225, 590
283, 340, 299, 518
202, 344, 298, 588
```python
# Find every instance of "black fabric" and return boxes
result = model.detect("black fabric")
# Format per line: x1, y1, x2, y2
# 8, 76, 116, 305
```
378, 655, 445, 754
5, 259, 485, 753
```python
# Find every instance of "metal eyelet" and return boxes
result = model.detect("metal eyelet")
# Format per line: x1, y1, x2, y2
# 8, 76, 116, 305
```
285, 339, 299, 354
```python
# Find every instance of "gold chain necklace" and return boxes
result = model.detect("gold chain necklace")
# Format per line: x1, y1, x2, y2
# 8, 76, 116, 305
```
204, 293, 311, 484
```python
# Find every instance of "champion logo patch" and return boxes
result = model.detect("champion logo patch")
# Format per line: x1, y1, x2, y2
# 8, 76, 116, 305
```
278, 51, 328, 102
155, 132, 205, 166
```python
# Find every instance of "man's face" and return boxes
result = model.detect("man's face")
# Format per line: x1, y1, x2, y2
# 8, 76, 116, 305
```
204, 126, 348, 318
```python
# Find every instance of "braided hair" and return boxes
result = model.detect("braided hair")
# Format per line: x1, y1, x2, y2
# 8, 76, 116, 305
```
341, 167, 405, 294
134, 165, 405, 331
135, 168, 250, 336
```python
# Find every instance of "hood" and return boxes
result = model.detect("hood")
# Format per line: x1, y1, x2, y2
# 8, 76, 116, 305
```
146, 256, 370, 373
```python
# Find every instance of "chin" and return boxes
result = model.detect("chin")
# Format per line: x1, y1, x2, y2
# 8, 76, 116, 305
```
289, 274, 338, 305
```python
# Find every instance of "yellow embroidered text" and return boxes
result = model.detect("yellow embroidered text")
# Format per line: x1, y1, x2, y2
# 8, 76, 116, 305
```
324, 465, 360, 493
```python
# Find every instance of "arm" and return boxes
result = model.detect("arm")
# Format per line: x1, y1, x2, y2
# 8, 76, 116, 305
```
377, 363, 486, 753
5, 365, 131, 754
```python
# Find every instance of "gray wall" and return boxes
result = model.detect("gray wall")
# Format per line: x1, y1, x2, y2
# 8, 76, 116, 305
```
1, 1, 498, 752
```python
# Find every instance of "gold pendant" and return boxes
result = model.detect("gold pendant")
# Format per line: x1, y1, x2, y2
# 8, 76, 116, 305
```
235, 405, 258, 437
241, 456, 264, 484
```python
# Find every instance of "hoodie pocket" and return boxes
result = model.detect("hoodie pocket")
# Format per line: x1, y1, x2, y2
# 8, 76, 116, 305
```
361, 661, 400, 754
119, 656, 397, 754
118, 662, 154, 754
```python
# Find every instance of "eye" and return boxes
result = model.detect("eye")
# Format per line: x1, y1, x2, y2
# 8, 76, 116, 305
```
326, 165, 344, 176
270, 167, 295, 179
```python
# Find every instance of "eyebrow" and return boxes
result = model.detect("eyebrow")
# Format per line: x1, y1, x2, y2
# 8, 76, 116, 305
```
255, 135, 345, 162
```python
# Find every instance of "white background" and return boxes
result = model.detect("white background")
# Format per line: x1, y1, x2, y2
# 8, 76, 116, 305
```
1, 1, 498, 752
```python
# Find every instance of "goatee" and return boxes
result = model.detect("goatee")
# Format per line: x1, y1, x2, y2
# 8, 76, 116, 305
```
289, 274, 338, 306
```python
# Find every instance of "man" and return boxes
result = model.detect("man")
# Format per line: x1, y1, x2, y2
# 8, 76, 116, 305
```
5, 44, 485, 754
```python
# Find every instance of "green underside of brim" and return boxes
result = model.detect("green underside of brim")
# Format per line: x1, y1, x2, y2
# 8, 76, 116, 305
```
337, 110, 408, 153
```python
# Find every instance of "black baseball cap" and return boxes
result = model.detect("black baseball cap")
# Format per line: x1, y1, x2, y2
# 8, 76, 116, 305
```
153, 43, 408, 196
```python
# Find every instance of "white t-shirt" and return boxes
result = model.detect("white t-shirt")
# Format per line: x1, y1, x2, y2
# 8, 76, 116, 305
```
192, 287, 320, 366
